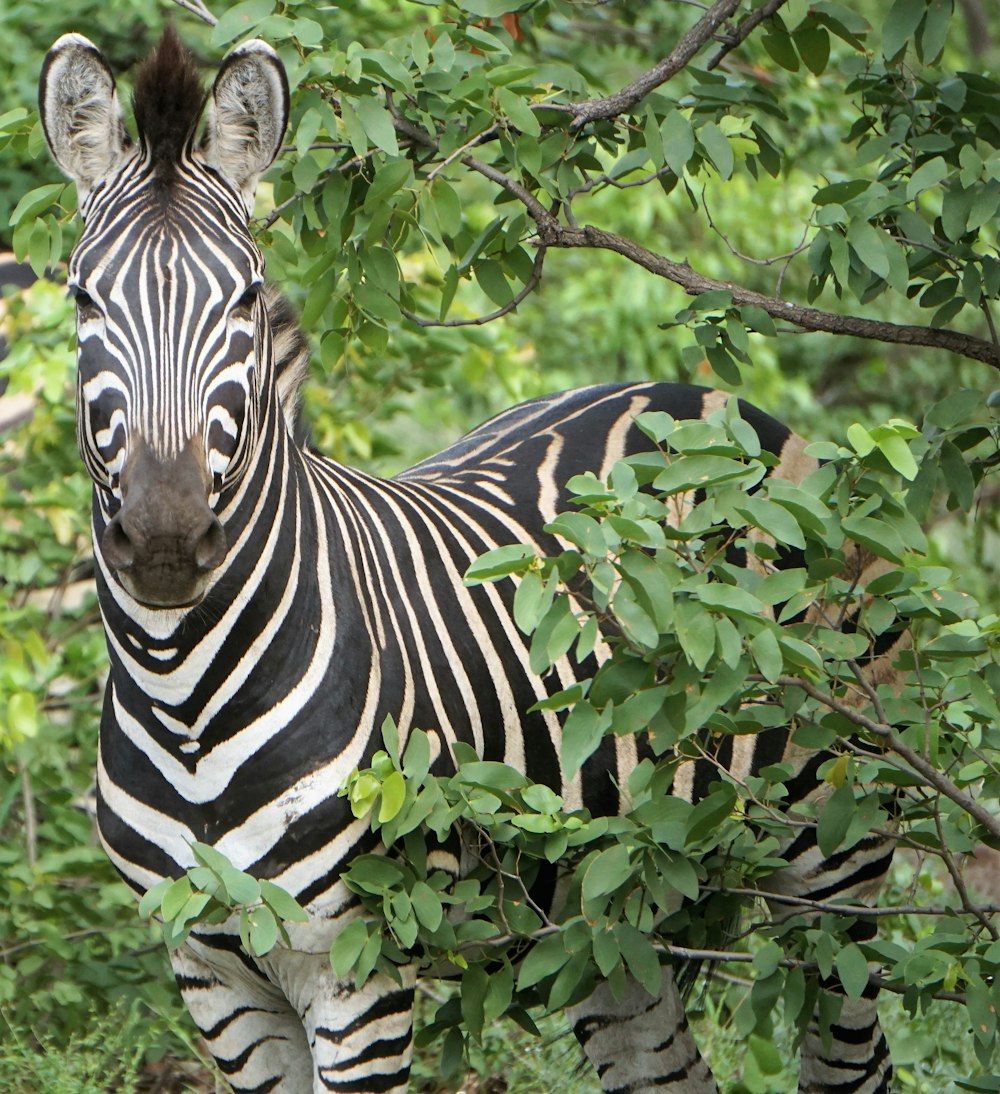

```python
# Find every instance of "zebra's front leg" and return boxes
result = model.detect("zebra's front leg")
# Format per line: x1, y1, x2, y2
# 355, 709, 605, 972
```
765, 827, 895, 1094
567, 963, 718, 1093
171, 940, 315, 1093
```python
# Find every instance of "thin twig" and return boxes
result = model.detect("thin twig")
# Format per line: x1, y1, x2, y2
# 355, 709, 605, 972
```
706, 0, 788, 71
712, 885, 1000, 919
401, 246, 546, 328
427, 124, 500, 183
701, 184, 812, 269
169, 0, 218, 26
20, 763, 37, 870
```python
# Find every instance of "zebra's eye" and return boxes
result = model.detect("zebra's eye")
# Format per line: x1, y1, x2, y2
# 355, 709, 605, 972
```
70, 285, 99, 315
233, 284, 262, 314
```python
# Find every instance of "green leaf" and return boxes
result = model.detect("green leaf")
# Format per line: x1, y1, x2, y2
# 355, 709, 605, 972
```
516, 932, 570, 989
660, 110, 695, 177
160, 877, 193, 923
736, 494, 807, 547
6, 692, 37, 739
9, 183, 65, 227
699, 122, 733, 180
616, 923, 661, 996
330, 918, 370, 978
211, 0, 274, 46
794, 25, 831, 74
835, 942, 870, 1000
497, 87, 541, 137
907, 156, 949, 201
762, 29, 800, 71
259, 879, 310, 923
817, 781, 856, 856
378, 771, 407, 824
561, 700, 613, 777
813, 180, 870, 206
356, 96, 399, 155
882, 0, 925, 59
582, 845, 634, 902
410, 881, 444, 931
246, 905, 279, 955
847, 219, 890, 279
751, 627, 784, 683
221, 867, 261, 906
474, 260, 513, 308
465, 544, 534, 583
875, 434, 919, 480
138, 878, 172, 920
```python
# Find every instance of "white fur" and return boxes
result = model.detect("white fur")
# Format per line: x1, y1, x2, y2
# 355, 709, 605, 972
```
202, 40, 288, 211
39, 33, 129, 203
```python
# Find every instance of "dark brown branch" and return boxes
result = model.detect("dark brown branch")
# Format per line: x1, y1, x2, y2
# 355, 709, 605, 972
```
538, 223, 1000, 368
390, 111, 557, 228
706, 0, 788, 70
381, 44, 1000, 369
563, 0, 742, 127
767, 674, 1000, 841
401, 246, 546, 328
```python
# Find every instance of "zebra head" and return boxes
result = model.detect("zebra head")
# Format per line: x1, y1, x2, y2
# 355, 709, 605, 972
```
39, 28, 289, 609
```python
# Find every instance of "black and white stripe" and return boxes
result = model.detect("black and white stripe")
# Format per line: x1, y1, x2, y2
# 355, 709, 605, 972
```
40, 29, 894, 1094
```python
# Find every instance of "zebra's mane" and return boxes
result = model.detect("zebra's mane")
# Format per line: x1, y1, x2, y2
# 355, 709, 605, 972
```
265, 285, 311, 441
132, 26, 205, 180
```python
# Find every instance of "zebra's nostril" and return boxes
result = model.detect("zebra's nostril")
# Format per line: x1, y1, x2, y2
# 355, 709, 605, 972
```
195, 516, 226, 571
101, 513, 135, 570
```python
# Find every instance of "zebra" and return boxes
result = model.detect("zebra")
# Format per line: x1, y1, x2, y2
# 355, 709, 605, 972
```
39, 28, 895, 1094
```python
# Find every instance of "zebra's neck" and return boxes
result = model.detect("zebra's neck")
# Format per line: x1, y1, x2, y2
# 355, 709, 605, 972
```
95, 347, 364, 766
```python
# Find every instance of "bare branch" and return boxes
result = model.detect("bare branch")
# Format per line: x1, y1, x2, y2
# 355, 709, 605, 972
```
537, 223, 1000, 368
169, 0, 218, 26
713, 885, 1000, 919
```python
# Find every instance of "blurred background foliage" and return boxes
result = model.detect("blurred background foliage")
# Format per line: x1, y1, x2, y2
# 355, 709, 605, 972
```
2, 0, 1000, 1089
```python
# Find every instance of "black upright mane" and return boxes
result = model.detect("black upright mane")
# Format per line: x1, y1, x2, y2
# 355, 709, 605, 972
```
132, 27, 204, 180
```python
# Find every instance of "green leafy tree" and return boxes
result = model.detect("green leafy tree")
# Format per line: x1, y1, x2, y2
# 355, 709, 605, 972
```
3, 0, 1000, 1090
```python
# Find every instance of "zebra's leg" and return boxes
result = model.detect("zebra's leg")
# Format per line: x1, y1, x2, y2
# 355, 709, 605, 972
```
764, 828, 895, 1094
567, 963, 718, 1093
288, 956, 416, 1094
171, 941, 314, 1093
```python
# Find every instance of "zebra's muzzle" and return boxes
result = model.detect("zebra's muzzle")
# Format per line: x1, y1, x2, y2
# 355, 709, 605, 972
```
101, 435, 226, 608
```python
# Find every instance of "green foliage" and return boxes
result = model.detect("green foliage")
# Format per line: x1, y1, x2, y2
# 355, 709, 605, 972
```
4, 0, 1000, 1089
139, 841, 309, 955
328, 403, 1000, 1083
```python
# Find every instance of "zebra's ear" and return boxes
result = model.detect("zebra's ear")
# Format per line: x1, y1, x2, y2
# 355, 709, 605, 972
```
39, 33, 130, 206
202, 40, 288, 210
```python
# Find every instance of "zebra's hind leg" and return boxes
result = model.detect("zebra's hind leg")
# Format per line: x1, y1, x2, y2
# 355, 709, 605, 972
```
765, 828, 895, 1094
793, 918, 891, 1094
171, 940, 314, 1093
567, 963, 718, 1093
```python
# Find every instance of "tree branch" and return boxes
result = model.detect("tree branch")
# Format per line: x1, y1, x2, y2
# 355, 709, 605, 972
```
706, 0, 788, 71
382, 29, 1000, 369
538, 223, 1000, 368
561, 0, 742, 127
169, 0, 217, 26
770, 674, 1000, 842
